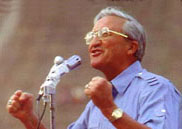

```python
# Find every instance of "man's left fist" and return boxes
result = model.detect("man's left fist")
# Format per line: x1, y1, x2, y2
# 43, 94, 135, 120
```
84, 76, 115, 110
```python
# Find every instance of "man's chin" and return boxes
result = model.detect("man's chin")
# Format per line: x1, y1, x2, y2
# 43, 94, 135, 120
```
90, 61, 104, 70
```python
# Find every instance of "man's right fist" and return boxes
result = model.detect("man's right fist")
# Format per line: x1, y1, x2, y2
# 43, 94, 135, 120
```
6, 90, 34, 121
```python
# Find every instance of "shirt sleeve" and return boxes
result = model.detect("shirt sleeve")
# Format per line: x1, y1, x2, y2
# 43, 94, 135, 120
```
138, 78, 182, 129
67, 101, 93, 129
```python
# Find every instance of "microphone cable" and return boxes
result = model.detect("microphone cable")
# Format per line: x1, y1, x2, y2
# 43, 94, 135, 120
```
36, 99, 47, 129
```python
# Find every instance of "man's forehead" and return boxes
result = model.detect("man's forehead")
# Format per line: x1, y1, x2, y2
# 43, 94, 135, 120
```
93, 15, 126, 31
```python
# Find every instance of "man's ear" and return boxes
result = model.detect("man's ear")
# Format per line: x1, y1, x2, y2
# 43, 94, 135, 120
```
127, 41, 139, 55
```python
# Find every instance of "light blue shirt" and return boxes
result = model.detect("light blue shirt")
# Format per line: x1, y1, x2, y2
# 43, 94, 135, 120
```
68, 61, 182, 129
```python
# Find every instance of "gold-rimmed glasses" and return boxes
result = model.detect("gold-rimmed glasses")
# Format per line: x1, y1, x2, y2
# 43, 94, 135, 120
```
84, 27, 129, 45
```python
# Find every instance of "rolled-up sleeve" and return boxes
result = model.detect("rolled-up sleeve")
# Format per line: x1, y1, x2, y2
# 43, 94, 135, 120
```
138, 80, 182, 129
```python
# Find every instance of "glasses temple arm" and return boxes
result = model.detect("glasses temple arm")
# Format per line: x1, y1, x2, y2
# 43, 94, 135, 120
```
109, 30, 128, 38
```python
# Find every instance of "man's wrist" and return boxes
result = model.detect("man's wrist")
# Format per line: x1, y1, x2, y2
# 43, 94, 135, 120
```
101, 105, 123, 123
20, 112, 47, 129
109, 108, 123, 122
100, 104, 117, 118
19, 112, 39, 128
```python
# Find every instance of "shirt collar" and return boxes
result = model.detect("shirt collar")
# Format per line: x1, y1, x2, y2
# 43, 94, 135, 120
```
111, 61, 143, 95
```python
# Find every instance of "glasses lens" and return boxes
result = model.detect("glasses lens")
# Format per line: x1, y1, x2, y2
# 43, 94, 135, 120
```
100, 27, 110, 38
85, 27, 111, 45
85, 31, 94, 45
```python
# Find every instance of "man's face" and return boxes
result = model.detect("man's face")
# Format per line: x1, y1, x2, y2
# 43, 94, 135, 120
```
88, 15, 132, 72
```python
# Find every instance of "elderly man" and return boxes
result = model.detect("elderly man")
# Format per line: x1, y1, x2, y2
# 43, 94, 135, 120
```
7, 7, 182, 129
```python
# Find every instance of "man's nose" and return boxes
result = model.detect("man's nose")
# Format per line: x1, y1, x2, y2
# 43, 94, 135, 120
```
89, 36, 102, 47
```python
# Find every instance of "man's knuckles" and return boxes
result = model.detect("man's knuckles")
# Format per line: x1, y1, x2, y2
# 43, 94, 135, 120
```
91, 78, 107, 86
19, 93, 33, 102
91, 76, 102, 81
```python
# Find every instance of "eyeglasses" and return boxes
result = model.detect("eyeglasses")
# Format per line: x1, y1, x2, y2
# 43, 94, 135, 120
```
84, 27, 129, 45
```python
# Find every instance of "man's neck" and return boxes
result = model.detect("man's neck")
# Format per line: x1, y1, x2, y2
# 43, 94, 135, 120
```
103, 60, 137, 81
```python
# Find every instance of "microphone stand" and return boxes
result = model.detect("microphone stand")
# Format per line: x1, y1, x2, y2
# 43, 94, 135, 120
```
38, 55, 81, 129
50, 94, 56, 129
40, 56, 64, 129
42, 84, 57, 129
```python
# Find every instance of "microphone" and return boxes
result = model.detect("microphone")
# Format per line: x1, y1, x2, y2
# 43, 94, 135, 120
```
37, 55, 81, 101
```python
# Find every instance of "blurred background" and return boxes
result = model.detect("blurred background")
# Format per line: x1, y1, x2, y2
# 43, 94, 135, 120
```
1, 0, 182, 128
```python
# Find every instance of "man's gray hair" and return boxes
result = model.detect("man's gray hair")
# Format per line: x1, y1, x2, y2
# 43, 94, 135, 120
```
94, 7, 146, 61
